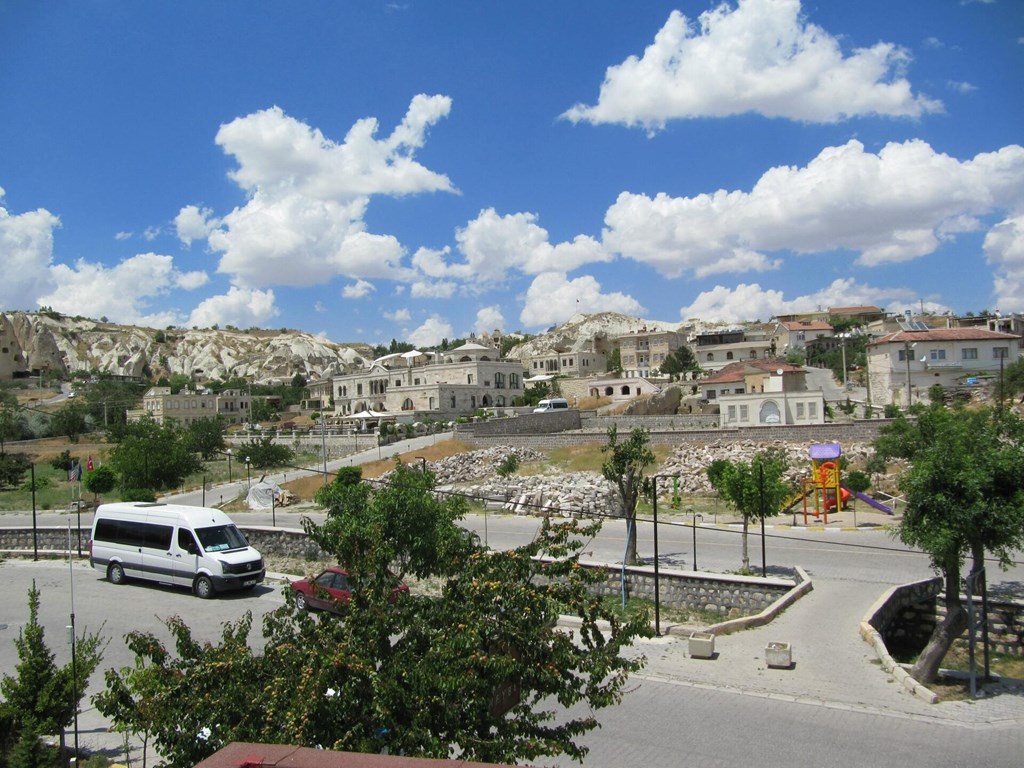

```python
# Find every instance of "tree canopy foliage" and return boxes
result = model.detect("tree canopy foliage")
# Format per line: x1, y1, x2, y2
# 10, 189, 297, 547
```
706, 449, 791, 572
658, 346, 701, 381
601, 426, 654, 565
872, 404, 1024, 683
185, 417, 227, 460
97, 462, 649, 766
1, 583, 104, 761
107, 419, 204, 492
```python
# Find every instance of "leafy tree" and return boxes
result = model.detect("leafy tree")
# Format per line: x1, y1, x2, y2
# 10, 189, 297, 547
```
0, 393, 28, 454
236, 436, 293, 470
872, 404, 1024, 683
496, 452, 519, 479
1002, 356, 1024, 401
290, 373, 307, 390
48, 450, 75, 472
706, 450, 791, 573
184, 417, 226, 460
167, 374, 191, 394
84, 464, 117, 504
606, 348, 622, 374
249, 397, 277, 423
82, 378, 146, 430
48, 402, 89, 442
98, 467, 649, 766
658, 346, 700, 381
0, 452, 32, 490
0, 583, 104, 759
601, 426, 654, 565
107, 419, 204, 492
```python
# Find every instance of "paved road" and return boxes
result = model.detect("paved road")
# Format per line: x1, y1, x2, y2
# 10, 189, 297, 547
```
2, 559, 1021, 768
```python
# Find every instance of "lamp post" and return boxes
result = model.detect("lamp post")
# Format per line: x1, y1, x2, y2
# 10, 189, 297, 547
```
415, 455, 427, 473
839, 332, 849, 389
320, 415, 328, 486
245, 456, 251, 490
226, 449, 232, 483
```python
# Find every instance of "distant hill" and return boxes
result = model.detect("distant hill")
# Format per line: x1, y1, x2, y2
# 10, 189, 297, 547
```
505, 312, 685, 361
0, 311, 375, 384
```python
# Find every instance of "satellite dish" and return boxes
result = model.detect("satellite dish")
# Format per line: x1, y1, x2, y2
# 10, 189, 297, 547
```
776, 368, 784, 375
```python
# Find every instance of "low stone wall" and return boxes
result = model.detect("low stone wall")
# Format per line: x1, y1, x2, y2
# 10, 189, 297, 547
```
580, 559, 799, 618
458, 419, 893, 449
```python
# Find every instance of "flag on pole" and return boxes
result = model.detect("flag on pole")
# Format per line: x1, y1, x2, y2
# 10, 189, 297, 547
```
87, 455, 94, 472
69, 462, 81, 482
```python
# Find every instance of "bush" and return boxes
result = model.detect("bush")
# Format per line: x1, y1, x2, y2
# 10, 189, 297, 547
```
121, 488, 157, 503
48, 450, 74, 472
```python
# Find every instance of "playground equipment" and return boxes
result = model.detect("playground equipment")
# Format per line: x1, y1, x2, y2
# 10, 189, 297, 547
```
786, 442, 893, 524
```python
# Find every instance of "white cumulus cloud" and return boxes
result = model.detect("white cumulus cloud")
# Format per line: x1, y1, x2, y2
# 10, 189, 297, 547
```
0, 188, 60, 309
603, 139, 1024, 276
985, 215, 1024, 312
203, 96, 454, 289
39, 253, 207, 327
474, 305, 505, 337
677, 278, 948, 323
418, 208, 610, 285
186, 286, 279, 329
520, 272, 644, 329
342, 279, 375, 298
175, 205, 220, 247
563, 0, 941, 131
407, 314, 453, 348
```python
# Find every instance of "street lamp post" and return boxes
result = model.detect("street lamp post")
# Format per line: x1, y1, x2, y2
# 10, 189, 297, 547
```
245, 456, 251, 490
320, 416, 328, 486
415, 456, 427, 473
226, 449, 232, 483
840, 333, 849, 389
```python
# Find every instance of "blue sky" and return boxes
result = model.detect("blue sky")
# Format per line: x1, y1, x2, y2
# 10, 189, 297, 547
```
2, 0, 1022, 347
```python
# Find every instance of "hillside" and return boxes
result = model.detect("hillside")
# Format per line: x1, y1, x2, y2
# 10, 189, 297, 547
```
0, 311, 375, 384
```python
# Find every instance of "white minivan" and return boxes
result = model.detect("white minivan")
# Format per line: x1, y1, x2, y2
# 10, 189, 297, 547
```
89, 502, 265, 599
533, 397, 570, 413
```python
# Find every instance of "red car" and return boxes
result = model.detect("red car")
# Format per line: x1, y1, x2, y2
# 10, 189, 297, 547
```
289, 566, 408, 614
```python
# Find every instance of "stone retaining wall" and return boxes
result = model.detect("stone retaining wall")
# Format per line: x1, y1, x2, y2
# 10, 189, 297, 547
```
457, 419, 893, 448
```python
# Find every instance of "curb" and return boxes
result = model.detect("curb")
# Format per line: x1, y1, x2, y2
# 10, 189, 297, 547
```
860, 586, 940, 705
703, 565, 813, 636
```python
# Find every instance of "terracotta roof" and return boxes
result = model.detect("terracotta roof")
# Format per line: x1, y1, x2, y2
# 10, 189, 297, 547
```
868, 328, 1019, 347
195, 742, 513, 768
777, 320, 833, 332
702, 359, 803, 384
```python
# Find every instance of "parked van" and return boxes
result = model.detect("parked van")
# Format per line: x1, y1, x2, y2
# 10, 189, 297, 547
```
533, 397, 570, 413
89, 502, 265, 599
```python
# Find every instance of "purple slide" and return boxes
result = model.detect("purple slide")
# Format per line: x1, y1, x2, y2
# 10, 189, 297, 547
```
842, 485, 894, 515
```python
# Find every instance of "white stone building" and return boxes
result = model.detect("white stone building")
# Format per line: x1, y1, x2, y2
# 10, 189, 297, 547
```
128, 387, 252, 426
700, 360, 825, 427
866, 328, 1021, 408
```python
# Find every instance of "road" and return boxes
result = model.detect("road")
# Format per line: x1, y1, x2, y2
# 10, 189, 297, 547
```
2, 559, 1021, 768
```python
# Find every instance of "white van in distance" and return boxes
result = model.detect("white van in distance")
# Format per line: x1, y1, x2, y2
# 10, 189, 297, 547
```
89, 502, 265, 599
533, 397, 570, 413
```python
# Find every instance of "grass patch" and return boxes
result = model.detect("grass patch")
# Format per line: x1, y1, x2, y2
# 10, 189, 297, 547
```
939, 644, 1024, 681
585, 595, 727, 628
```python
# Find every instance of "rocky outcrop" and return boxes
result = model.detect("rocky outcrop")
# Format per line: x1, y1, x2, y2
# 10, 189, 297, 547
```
0, 311, 375, 384
506, 312, 682, 361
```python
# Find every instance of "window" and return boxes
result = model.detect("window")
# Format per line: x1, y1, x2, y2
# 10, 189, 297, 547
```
707, 390, 716, 400
402, 398, 414, 411
450, 395, 456, 408
357, 383, 363, 395
897, 349, 908, 362
929, 349, 946, 361
726, 351, 734, 360
962, 348, 978, 360
706, 353, 714, 361
994, 347, 1009, 359
467, 374, 474, 384
739, 405, 748, 421
494, 372, 505, 389
727, 405, 736, 422
510, 373, 519, 389
796, 402, 805, 418
808, 402, 818, 418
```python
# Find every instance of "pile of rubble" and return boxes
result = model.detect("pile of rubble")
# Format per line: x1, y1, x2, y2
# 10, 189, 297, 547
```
659, 439, 879, 494
420, 446, 548, 485
458, 471, 620, 519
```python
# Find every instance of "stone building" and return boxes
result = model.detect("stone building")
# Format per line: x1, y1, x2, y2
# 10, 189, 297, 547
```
699, 359, 824, 427
328, 342, 526, 420
615, 327, 684, 378
127, 387, 252, 426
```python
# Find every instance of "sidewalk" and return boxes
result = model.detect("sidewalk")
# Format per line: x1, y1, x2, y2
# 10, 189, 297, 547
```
627, 577, 1024, 729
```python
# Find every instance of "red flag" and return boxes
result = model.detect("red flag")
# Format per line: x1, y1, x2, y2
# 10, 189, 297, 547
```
87, 455, 94, 471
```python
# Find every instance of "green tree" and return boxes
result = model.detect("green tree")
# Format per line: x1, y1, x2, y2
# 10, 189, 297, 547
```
0, 583, 104, 759
658, 346, 700, 381
706, 450, 791, 573
184, 417, 226, 460
98, 469, 649, 766
0, 452, 32, 490
601, 426, 655, 565
167, 374, 191, 394
0, 392, 27, 453
872, 404, 1024, 683
249, 397, 277, 423
48, 402, 89, 442
84, 464, 118, 504
237, 436, 293, 470
606, 348, 622, 374
107, 419, 204, 492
